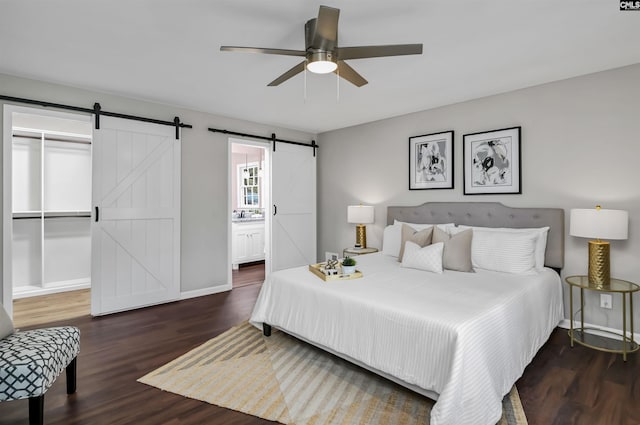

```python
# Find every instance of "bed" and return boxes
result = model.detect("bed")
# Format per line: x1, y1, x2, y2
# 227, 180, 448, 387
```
250, 202, 565, 425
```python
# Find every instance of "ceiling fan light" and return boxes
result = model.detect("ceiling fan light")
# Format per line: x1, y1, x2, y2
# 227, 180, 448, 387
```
306, 51, 337, 74
307, 60, 337, 74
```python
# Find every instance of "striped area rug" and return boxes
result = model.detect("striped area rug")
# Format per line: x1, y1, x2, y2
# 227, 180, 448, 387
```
138, 322, 527, 425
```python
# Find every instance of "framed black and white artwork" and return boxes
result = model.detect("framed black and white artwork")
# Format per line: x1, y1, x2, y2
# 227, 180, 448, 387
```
409, 130, 454, 190
463, 126, 521, 195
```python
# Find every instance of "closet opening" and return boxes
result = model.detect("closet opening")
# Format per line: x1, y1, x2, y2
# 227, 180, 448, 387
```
3, 105, 92, 326
229, 139, 268, 288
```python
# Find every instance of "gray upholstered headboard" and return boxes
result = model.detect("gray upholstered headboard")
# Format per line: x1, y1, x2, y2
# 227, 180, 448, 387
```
387, 202, 564, 269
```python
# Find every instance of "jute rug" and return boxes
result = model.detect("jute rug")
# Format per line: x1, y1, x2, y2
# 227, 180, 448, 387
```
138, 322, 527, 425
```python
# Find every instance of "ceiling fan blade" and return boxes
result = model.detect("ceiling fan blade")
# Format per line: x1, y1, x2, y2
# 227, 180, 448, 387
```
334, 61, 368, 87
337, 44, 423, 60
220, 46, 306, 57
268, 61, 306, 86
315, 6, 340, 42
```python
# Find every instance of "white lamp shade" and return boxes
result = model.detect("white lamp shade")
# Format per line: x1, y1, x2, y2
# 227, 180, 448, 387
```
347, 205, 374, 224
570, 208, 628, 240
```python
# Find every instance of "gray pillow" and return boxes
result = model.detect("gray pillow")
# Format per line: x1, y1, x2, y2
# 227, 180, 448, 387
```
0, 303, 15, 340
398, 224, 433, 262
432, 227, 473, 272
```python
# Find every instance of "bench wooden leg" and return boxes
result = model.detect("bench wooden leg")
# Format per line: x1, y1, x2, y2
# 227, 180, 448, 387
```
29, 395, 44, 425
66, 357, 77, 394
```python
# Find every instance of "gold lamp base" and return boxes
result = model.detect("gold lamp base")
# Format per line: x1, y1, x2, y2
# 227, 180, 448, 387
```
588, 240, 610, 288
355, 224, 367, 249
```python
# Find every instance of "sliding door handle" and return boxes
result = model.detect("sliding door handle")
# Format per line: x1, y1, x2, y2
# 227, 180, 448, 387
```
95, 206, 99, 222
273, 204, 277, 216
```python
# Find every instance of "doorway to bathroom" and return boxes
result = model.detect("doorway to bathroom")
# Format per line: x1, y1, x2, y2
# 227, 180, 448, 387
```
230, 140, 267, 288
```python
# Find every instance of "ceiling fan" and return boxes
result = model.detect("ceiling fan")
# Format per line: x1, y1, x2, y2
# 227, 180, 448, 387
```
220, 5, 423, 87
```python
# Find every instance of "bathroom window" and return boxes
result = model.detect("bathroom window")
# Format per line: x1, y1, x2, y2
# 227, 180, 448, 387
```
238, 163, 260, 207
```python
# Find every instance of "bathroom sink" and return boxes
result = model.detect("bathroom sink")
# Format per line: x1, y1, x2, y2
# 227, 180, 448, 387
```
232, 216, 264, 222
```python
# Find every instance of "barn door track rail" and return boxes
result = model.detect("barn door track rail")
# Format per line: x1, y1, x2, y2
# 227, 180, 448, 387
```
208, 127, 317, 157
0, 94, 192, 140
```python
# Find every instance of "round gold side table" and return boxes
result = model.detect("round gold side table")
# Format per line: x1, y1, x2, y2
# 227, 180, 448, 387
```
565, 275, 639, 361
343, 247, 378, 257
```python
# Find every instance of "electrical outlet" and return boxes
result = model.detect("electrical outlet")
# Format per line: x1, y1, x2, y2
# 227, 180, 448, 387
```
600, 294, 613, 310
325, 251, 339, 262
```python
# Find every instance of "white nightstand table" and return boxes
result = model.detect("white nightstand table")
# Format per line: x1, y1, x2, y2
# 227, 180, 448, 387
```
566, 275, 639, 361
343, 247, 378, 257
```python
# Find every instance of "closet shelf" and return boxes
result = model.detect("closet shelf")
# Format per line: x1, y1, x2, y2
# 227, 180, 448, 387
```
13, 128, 92, 145
12, 211, 41, 219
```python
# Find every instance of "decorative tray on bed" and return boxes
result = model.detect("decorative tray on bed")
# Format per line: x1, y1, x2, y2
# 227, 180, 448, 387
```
308, 263, 363, 281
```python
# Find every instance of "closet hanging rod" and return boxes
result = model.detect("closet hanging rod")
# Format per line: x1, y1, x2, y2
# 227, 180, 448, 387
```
0, 94, 192, 140
13, 214, 92, 220
208, 127, 317, 157
44, 214, 91, 219
13, 211, 92, 219
12, 134, 92, 145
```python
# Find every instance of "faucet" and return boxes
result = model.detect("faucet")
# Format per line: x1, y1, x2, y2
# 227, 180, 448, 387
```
240, 210, 245, 218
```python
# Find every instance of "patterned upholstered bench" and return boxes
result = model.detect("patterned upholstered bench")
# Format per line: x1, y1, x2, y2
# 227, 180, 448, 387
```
0, 305, 80, 425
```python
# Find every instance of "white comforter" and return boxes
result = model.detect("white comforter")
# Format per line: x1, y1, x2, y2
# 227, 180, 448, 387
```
250, 253, 563, 425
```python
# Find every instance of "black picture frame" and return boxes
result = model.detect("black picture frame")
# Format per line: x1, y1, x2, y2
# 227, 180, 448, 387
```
408, 130, 454, 190
463, 126, 521, 195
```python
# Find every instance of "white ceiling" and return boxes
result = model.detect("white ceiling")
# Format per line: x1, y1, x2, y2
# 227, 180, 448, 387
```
1, 1, 639, 134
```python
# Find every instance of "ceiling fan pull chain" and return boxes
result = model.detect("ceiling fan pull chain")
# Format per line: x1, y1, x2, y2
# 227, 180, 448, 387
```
336, 68, 340, 102
304, 62, 307, 103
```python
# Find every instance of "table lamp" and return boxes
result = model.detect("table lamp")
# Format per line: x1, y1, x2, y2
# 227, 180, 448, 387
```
570, 206, 628, 287
347, 205, 374, 249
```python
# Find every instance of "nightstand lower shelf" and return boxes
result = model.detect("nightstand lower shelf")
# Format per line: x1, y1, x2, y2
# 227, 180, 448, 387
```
568, 328, 639, 356
566, 275, 639, 361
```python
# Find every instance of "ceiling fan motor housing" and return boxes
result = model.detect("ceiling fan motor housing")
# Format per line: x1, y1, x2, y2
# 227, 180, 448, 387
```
305, 18, 337, 52
307, 50, 335, 66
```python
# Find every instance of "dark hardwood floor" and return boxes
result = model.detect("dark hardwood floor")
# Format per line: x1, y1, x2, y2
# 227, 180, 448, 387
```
232, 261, 265, 288
0, 283, 273, 425
1, 277, 638, 424
517, 330, 640, 424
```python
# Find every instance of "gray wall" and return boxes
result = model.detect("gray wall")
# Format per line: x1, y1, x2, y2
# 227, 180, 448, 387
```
0, 73, 314, 306
317, 63, 640, 331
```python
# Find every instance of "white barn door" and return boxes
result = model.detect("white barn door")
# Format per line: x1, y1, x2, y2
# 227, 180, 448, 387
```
91, 117, 180, 315
271, 142, 316, 271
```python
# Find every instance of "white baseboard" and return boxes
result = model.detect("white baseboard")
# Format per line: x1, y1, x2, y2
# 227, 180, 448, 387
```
13, 280, 91, 299
558, 319, 640, 342
180, 283, 232, 300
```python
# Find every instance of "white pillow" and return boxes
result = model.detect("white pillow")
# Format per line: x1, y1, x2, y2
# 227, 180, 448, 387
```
456, 225, 549, 270
395, 220, 456, 234
393, 220, 438, 230
382, 221, 454, 258
401, 241, 444, 273
382, 224, 406, 257
470, 231, 538, 274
